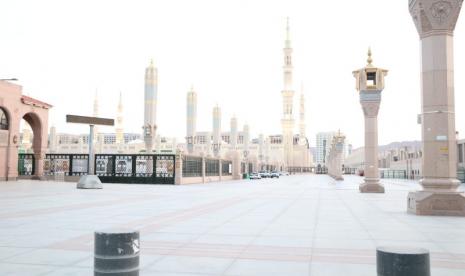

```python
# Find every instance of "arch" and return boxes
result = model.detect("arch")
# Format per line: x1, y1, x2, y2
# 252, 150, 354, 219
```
0, 106, 10, 130
22, 112, 44, 154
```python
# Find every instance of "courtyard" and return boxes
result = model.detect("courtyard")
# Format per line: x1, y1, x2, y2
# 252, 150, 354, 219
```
0, 175, 464, 275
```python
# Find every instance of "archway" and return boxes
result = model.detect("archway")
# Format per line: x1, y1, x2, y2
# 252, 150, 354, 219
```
0, 107, 11, 180
0, 81, 52, 181
20, 112, 47, 179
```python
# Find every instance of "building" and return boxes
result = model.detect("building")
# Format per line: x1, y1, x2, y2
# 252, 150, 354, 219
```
316, 132, 336, 166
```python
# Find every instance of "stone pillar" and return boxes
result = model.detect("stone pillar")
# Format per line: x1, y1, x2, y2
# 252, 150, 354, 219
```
232, 151, 241, 180
328, 132, 345, 181
408, 0, 465, 215
175, 150, 183, 185
353, 49, 388, 193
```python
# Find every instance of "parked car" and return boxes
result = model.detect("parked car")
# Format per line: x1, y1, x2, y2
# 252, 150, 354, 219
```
249, 172, 262, 180
279, 171, 289, 176
270, 171, 280, 178
259, 171, 271, 178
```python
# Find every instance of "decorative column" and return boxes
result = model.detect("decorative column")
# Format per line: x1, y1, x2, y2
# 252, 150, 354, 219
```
243, 124, 250, 174
230, 116, 237, 150
408, 0, 465, 215
212, 105, 221, 158
143, 60, 158, 153
186, 85, 197, 154
328, 131, 345, 181
353, 49, 388, 193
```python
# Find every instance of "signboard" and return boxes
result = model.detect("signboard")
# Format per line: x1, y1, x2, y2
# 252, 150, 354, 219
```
66, 115, 114, 126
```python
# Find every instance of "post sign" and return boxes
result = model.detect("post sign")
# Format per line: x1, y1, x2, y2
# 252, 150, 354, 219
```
66, 115, 114, 126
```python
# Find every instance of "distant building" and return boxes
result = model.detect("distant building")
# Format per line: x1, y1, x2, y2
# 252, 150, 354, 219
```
316, 132, 336, 166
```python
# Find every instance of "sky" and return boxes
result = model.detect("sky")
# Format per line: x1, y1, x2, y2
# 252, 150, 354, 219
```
1, 0, 465, 148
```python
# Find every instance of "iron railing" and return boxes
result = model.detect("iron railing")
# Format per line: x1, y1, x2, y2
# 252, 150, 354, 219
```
18, 154, 34, 175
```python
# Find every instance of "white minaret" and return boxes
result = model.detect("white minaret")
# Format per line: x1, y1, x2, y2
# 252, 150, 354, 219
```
143, 59, 158, 153
93, 90, 99, 143
212, 105, 221, 157
299, 82, 306, 142
230, 116, 238, 150
281, 17, 295, 170
116, 92, 124, 145
186, 85, 197, 154
49, 125, 57, 153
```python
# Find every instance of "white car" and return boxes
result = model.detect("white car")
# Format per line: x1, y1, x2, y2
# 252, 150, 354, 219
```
249, 173, 262, 180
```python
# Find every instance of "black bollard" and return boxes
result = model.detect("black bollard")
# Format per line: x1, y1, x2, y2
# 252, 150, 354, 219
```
94, 229, 140, 276
377, 247, 430, 276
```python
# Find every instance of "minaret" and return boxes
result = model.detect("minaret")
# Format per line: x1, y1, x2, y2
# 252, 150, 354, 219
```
281, 17, 295, 170
116, 92, 124, 145
93, 91, 99, 143
243, 124, 250, 163
212, 104, 221, 157
143, 59, 158, 153
299, 82, 306, 142
186, 85, 197, 154
230, 116, 238, 150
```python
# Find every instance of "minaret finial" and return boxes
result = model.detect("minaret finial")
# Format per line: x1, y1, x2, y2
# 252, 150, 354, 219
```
190, 84, 194, 91
150, 58, 154, 66
367, 47, 373, 65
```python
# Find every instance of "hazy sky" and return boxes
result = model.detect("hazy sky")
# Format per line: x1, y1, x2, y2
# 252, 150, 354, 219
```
1, 0, 465, 148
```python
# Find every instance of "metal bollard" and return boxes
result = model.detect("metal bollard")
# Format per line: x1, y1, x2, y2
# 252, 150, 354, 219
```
377, 247, 430, 276
94, 229, 140, 276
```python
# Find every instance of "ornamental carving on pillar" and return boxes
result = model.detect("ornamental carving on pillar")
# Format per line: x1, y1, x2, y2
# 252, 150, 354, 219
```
409, 0, 463, 36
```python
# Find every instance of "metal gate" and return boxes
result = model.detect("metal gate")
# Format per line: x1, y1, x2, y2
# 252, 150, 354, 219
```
95, 154, 175, 184
18, 154, 35, 175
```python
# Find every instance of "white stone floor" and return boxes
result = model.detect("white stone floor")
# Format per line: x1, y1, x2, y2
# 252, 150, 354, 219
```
0, 175, 464, 275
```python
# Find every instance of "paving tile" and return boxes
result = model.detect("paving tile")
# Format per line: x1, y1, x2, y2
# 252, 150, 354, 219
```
146, 256, 235, 274
225, 259, 310, 276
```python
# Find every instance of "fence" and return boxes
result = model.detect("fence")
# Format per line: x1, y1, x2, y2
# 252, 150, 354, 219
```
95, 154, 175, 184
182, 156, 202, 177
222, 160, 232, 175
205, 159, 219, 176
380, 170, 407, 179
458, 168, 465, 183
18, 154, 34, 176
44, 154, 89, 176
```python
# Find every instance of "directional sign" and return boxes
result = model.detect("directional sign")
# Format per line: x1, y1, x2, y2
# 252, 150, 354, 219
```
66, 115, 114, 126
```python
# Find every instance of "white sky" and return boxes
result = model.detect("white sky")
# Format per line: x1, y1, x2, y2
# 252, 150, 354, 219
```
1, 0, 465, 148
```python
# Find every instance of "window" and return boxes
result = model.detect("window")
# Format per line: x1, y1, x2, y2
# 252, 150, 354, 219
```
367, 72, 376, 86
0, 108, 8, 130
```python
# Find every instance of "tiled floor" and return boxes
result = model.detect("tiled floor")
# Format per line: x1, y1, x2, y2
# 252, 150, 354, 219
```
0, 175, 464, 275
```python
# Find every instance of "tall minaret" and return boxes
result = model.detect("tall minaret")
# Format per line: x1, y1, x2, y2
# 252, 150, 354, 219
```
230, 116, 238, 150
143, 59, 158, 153
116, 92, 124, 145
299, 82, 306, 142
281, 17, 295, 170
212, 104, 221, 157
186, 85, 197, 154
93, 91, 99, 143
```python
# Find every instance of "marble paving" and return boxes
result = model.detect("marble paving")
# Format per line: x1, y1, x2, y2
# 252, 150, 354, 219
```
0, 175, 464, 275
